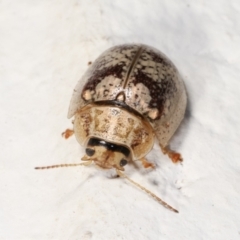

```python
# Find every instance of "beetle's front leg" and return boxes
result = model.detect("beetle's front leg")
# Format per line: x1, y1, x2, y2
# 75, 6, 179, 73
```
140, 157, 155, 169
62, 129, 74, 139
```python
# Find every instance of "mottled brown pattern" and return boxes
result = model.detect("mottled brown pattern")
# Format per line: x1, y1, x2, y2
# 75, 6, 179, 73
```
131, 127, 149, 149
113, 117, 134, 139
81, 44, 139, 102
81, 44, 178, 120
68, 44, 186, 165
94, 109, 110, 133
130, 70, 177, 118
82, 64, 124, 98
147, 49, 173, 67
80, 112, 92, 136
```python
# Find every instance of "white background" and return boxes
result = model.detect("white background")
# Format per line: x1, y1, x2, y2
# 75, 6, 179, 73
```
1, 0, 240, 239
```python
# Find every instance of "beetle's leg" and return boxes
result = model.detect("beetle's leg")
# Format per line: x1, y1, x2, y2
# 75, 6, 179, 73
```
62, 129, 74, 139
161, 146, 183, 163
140, 157, 155, 169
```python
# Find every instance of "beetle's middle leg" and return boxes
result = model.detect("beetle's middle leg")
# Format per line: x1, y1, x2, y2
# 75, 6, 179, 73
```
160, 145, 183, 163
62, 129, 74, 139
62, 119, 74, 139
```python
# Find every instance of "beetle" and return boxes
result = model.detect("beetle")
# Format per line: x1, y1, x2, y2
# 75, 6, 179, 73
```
36, 44, 187, 213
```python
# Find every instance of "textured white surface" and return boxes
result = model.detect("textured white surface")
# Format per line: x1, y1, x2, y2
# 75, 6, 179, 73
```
1, 0, 240, 239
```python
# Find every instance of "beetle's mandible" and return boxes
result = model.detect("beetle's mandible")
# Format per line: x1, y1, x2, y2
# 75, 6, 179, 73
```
36, 44, 187, 213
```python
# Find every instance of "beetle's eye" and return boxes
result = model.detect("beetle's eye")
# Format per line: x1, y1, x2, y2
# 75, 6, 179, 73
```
120, 159, 128, 167
86, 148, 95, 156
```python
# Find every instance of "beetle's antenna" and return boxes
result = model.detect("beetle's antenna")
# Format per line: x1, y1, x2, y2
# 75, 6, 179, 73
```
35, 161, 92, 170
116, 170, 178, 213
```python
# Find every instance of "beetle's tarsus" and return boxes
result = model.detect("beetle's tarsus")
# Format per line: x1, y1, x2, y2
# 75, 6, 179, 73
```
161, 146, 183, 163
140, 157, 155, 168
62, 129, 74, 139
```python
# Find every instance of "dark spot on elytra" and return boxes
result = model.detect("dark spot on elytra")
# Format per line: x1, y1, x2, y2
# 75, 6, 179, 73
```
82, 64, 124, 98
131, 70, 177, 119
81, 45, 140, 102
143, 49, 173, 68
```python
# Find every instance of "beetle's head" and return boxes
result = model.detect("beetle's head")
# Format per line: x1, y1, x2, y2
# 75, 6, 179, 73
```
81, 138, 131, 171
